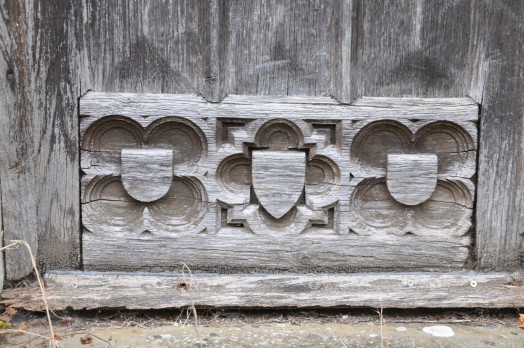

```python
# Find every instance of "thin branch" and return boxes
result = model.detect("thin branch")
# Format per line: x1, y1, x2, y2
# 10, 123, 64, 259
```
1, 240, 58, 348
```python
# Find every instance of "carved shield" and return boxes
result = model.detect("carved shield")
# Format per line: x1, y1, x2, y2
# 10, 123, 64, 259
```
121, 149, 173, 202
252, 150, 306, 219
386, 154, 438, 206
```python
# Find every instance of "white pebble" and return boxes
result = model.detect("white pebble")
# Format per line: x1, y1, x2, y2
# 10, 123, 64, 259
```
422, 326, 455, 337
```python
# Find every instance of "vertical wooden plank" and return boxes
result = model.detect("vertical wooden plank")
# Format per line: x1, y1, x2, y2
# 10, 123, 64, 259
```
228, 0, 333, 96
361, 0, 474, 97
33, 1, 88, 271
0, 1, 87, 278
0, 1, 38, 280
84, 0, 201, 93
198, 0, 229, 102
0, 182, 4, 290
472, 1, 524, 270
331, 0, 362, 103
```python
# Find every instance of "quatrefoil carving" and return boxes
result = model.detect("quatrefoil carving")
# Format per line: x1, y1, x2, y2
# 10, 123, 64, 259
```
216, 118, 342, 235
348, 120, 475, 237
81, 116, 208, 234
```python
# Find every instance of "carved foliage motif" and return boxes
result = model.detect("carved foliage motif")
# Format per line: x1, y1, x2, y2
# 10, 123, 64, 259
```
80, 95, 477, 243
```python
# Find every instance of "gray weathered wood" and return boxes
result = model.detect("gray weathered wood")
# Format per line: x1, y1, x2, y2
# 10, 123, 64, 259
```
332, 0, 362, 103
82, 232, 470, 273
198, 0, 229, 102
0, 199, 3, 291
228, 0, 333, 95
1, 1, 521, 301
361, 0, 475, 97
0, 2, 37, 279
20, 2, 85, 274
0, 1, 92, 280
471, 1, 524, 271
85, 0, 200, 94
387, 154, 438, 206
121, 149, 174, 202
252, 151, 306, 219
2, 0, 234, 279
80, 93, 477, 272
2, 271, 523, 310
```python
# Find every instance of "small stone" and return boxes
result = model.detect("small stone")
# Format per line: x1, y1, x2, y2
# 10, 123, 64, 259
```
369, 334, 378, 338
423, 326, 455, 337
396, 326, 407, 332
160, 334, 172, 339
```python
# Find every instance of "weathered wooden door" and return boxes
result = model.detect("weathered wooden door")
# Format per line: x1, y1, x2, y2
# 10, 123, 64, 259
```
1, 1, 523, 309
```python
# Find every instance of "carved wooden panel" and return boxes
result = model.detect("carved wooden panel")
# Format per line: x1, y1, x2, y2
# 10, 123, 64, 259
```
80, 93, 478, 273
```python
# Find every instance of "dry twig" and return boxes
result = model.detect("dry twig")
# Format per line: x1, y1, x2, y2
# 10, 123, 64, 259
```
1, 240, 58, 347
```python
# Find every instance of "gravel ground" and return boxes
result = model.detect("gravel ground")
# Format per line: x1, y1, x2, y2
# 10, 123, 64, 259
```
1, 308, 523, 347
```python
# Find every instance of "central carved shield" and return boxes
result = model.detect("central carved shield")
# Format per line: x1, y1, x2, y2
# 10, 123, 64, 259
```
121, 149, 174, 202
252, 150, 306, 219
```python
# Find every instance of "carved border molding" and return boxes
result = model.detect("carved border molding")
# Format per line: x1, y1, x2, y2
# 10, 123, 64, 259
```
80, 93, 478, 272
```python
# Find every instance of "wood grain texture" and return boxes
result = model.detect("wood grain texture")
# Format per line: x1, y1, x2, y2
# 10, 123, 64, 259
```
331, 0, 362, 103
0, 201, 3, 290
81, 94, 478, 121
228, 0, 333, 96
472, 1, 524, 270
80, 93, 477, 272
386, 154, 438, 206
0, 1, 39, 279
198, 0, 229, 102
1, 0, 521, 296
2, 271, 523, 310
121, 149, 174, 202
0, 1, 108, 279
19, 1, 86, 274
361, 0, 475, 97
82, 231, 470, 273
1, 0, 234, 279
252, 151, 306, 219
84, 0, 199, 93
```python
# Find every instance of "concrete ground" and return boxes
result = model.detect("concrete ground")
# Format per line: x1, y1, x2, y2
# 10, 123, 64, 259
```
2, 308, 523, 347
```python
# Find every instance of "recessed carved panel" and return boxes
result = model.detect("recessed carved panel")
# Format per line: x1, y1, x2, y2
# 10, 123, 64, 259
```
81, 114, 210, 236
348, 178, 473, 236
348, 116, 476, 237
216, 118, 341, 235
80, 93, 478, 272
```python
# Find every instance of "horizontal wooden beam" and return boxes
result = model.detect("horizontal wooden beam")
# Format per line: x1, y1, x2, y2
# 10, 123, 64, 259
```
2, 271, 523, 310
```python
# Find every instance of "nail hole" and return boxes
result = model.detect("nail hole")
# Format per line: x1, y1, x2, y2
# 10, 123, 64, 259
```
177, 282, 190, 290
